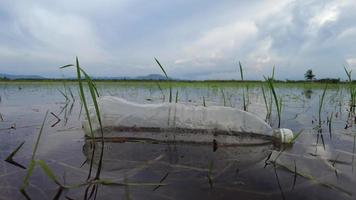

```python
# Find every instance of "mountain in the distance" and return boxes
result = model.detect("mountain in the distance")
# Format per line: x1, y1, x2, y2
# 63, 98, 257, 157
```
0, 73, 174, 80
90, 74, 171, 80
0, 73, 45, 80
134, 74, 169, 80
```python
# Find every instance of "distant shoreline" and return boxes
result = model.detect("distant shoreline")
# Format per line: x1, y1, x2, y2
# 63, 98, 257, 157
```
0, 78, 354, 84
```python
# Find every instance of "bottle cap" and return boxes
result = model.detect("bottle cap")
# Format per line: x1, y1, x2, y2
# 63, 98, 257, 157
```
274, 128, 294, 143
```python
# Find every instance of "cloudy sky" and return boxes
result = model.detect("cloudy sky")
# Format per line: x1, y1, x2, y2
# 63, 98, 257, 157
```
0, 0, 355, 80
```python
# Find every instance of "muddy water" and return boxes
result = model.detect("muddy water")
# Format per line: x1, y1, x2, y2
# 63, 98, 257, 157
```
0, 82, 355, 199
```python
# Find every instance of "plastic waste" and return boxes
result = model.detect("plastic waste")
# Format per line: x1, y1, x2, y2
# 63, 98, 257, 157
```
83, 96, 294, 144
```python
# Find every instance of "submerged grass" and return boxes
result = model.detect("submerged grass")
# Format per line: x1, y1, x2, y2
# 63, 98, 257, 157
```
207, 161, 214, 189
20, 110, 49, 198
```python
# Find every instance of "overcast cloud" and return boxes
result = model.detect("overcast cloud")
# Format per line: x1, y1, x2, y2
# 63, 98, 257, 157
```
0, 0, 355, 80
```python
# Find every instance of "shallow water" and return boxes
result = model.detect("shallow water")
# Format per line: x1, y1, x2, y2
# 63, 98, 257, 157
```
0, 82, 355, 199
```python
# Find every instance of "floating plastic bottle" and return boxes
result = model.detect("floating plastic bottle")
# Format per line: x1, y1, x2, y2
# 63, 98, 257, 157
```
83, 96, 294, 144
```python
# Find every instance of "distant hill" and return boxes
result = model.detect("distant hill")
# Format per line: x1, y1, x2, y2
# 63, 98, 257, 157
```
134, 74, 169, 80
0, 73, 175, 81
89, 74, 171, 80
0, 73, 45, 80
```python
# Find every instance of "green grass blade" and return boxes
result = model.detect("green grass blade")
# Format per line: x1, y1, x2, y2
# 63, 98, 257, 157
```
267, 79, 281, 128
75, 58, 94, 138
60, 64, 74, 69
175, 89, 179, 103
20, 160, 36, 194
290, 129, 304, 144
238, 61, 247, 111
31, 110, 48, 160
154, 58, 172, 102
73, 57, 97, 180
318, 85, 328, 127
261, 85, 270, 120
76, 62, 105, 179
271, 66, 275, 80
20, 110, 49, 196
154, 58, 168, 79
239, 61, 244, 81
37, 159, 62, 186
82, 71, 102, 128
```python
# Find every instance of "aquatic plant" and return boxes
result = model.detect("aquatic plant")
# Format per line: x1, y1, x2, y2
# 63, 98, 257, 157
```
155, 82, 166, 101
60, 58, 163, 199
154, 58, 172, 103
61, 58, 107, 184
239, 62, 248, 111
344, 67, 355, 106
318, 85, 328, 129
221, 89, 226, 106
264, 67, 282, 128
261, 84, 272, 122
327, 112, 333, 138
207, 161, 214, 189
175, 89, 179, 103
20, 111, 60, 198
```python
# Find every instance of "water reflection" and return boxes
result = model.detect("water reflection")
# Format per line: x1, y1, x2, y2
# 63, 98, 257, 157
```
302, 89, 313, 99
82, 135, 273, 180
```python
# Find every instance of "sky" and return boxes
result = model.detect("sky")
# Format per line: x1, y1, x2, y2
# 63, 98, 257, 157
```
0, 0, 355, 80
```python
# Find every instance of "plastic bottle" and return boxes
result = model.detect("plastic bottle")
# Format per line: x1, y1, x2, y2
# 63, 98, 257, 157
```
83, 96, 294, 144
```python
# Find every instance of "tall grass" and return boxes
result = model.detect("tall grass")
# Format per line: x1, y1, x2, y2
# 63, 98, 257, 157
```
327, 112, 333, 138
261, 84, 271, 122
318, 85, 328, 129
154, 58, 172, 103
239, 62, 248, 111
60, 58, 164, 199
61, 57, 105, 181
264, 67, 282, 128
2, 58, 165, 199
344, 67, 355, 120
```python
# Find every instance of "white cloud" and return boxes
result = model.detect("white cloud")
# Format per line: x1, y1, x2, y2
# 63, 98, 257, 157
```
0, 0, 356, 79
17, 5, 110, 62
183, 21, 257, 61
346, 58, 356, 68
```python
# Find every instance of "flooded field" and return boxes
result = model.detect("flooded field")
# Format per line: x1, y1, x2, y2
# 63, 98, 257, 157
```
0, 81, 355, 200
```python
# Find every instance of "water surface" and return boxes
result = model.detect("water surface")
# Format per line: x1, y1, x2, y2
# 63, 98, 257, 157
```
0, 82, 355, 199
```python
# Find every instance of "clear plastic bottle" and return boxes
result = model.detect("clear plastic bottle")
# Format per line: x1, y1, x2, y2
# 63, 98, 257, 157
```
83, 96, 294, 144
